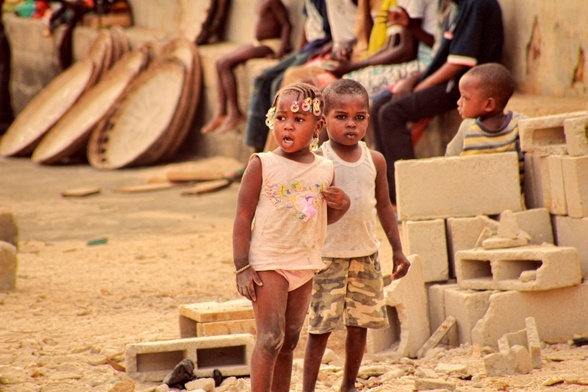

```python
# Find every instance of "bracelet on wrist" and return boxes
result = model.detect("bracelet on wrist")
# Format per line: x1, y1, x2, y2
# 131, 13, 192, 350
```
233, 264, 251, 275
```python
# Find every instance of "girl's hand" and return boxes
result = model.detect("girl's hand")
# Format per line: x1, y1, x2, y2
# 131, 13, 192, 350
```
321, 186, 350, 210
236, 268, 263, 301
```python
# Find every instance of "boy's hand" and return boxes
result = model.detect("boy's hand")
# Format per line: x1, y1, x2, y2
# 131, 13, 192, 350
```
322, 186, 350, 210
236, 268, 263, 301
391, 252, 410, 280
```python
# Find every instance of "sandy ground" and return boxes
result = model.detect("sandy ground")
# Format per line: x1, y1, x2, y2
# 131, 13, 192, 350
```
1, 156, 588, 392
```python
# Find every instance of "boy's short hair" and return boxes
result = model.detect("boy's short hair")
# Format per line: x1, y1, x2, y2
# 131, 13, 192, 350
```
466, 63, 515, 109
323, 79, 369, 114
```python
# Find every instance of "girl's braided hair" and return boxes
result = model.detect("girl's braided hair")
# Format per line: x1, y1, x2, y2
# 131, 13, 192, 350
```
265, 83, 325, 130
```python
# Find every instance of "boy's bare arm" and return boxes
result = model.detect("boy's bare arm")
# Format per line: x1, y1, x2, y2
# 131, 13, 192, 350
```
371, 150, 410, 280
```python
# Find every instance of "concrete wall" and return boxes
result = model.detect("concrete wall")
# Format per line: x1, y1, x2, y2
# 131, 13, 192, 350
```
498, 0, 588, 97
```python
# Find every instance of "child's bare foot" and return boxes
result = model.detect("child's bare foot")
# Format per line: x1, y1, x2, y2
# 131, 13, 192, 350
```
201, 115, 226, 134
218, 114, 246, 133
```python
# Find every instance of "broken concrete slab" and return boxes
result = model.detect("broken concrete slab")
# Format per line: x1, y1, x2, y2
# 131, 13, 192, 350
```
563, 115, 588, 156
417, 315, 456, 359
444, 287, 494, 345
471, 283, 588, 348
367, 254, 429, 358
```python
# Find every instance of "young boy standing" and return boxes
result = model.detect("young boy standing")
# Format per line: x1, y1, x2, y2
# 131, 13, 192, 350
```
303, 79, 410, 392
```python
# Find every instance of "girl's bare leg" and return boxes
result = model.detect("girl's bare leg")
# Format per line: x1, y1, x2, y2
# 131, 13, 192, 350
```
250, 271, 289, 392
271, 279, 313, 392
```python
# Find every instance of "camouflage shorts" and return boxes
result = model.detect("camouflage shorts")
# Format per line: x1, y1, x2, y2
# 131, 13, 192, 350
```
308, 252, 388, 334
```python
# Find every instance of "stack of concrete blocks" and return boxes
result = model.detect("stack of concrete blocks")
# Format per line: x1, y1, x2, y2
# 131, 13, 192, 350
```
521, 110, 588, 279
392, 147, 588, 357
125, 299, 256, 382
0, 208, 18, 291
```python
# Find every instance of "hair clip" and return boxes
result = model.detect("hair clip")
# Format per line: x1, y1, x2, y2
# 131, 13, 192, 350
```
265, 106, 276, 130
301, 97, 312, 112
290, 101, 300, 112
312, 98, 322, 116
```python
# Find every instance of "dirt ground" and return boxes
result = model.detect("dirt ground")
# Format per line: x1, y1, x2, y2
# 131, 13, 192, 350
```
1, 156, 588, 392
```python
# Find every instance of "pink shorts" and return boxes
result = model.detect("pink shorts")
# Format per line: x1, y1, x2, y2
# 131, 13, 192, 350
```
275, 269, 315, 292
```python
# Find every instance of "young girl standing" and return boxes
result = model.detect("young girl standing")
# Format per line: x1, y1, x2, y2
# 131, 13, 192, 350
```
233, 83, 350, 392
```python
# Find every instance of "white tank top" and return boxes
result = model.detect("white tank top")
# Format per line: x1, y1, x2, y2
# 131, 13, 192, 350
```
321, 141, 380, 258
249, 152, 334, 271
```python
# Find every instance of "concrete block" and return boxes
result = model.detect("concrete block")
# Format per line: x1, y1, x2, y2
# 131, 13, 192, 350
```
511, 208, 554, 245
179, 299, 254, 338
564, 116, 588, 156
545, 155, 567, 215
471, 283, 588, 348
456, 245, 581, 291
196, 320, 256, 337
401, 219, 448, 282
444, 287, 493, 345
483, 345, 532, 376
523, 152, 547, 209
496, 317, 542, 369
395, 152, 522, 221
553, 215, 588, 278
0, 242, 17, 291
0, 208, 19, 249
427, 283, 458, 343
562, 155, 588, 218
446, 216, 499, 278
367, 254, 429, 358
519, 111, 586, 155
125, 334, 254, 382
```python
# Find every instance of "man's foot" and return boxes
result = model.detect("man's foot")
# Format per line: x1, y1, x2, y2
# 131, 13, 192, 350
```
218, 114, 246, 133
201, 115, 226, 134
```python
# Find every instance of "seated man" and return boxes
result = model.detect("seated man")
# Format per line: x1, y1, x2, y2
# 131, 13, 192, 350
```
370, 0, 505, 205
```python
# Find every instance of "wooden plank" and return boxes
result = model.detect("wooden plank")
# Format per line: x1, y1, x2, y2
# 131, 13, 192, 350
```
180, 179, 231, 195
113, 182, 181, 193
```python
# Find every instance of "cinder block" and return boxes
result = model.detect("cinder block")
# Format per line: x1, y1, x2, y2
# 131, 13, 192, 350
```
0, 208, 19, 249
523, 152, 547, 209
553, 215, 588, 278
471, 283, 588, 348
456, 246, 581, 291
511, 208, 554, 245
446, 216, 498, 278
401, 219, 448, 282
444, 287, 493, 345
125, 334, 254, 382
179, 299, 255, 338
519, 111, 586, 155
196, 319, 256, 337
367, 255, 429, 358
545, 155, 567, 215
562, 155, 588, 218
0, 242, 17, 291
563, 116, 588, 156
427, 282, 458, 344
395, 152, 522, 221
